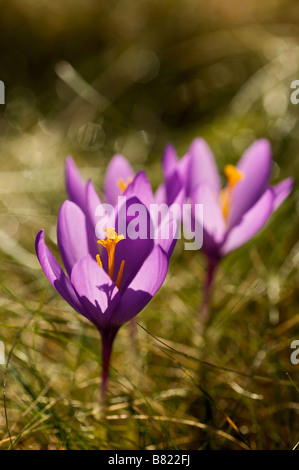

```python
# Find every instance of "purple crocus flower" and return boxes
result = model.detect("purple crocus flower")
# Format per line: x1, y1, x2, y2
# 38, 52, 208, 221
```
65, 155, 181, 256
155, 144, 189, 207
187, 137, 294, 321
35, 172, 175, 403
103, 154, 135, 206
65, 153, 134, 212
189, 138, 293, 260
66, 149, 187, 214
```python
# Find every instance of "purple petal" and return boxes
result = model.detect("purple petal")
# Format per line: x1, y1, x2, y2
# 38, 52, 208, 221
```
123, 170, 155, 210
155, 209, 179, 259
188, 183, 226, 259
85, 180, 102, 228
178, 152, 191, 195
104, 154, 134, 206
57, 200, 95, 277
229, 139, 272, 229
154, 183, 166, 205
164, 170, 185, 206
162, 144, 178, 178
113, 196, 155, 294
191, 183, 226, 244
170, 185, 186, 211
65, 157, 87, 211
220, 188, 275, 255
272, 177, 294, 211
35, 230, 85, 316
189, 138, 221, 195
112, 245, 168, 325
71, 255, 120, 330
153, 181, 185, 259
155, 170, 186, 208
84, 180, 102, 255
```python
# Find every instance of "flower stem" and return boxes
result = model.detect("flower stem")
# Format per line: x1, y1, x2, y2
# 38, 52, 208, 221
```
100, 328, 118, 409
199, 257, 218, 331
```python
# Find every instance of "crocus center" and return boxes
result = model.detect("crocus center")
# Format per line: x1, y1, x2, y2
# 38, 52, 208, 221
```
117, 176, 133, 193
219, 165, 244, 223
97, 228, 125, 289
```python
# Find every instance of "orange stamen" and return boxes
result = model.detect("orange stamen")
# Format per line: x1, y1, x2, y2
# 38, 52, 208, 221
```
219, 165, 244, 223
117, 176, 133, 193
97, 228, 125, 289
115, 260, 125, 289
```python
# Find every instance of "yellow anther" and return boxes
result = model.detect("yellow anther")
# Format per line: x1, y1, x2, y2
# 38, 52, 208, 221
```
219, 165, 244, 224
117, 176, 133, 193
219, 188, 230, 223
97, 228, 125, 289
115, 259, 125, 289
224, 165, 244, 189
98, 228, 124, 247
105, 227, 118, 241
96, 254, 103, 268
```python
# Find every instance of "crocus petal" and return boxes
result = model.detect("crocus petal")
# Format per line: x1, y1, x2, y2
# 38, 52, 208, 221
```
123, 170, 155, 210
112, 245, 168, 325
112, 196, 155, 294
154, 183, 166, 205
35, 230, 85, 316
83, 180, 102, 254
65, 157, 87, 211
172, 186, 186, 210
155, 171, 186, 207
57, 200, 95, 277
178, 152, 191, 195
104, 154, 134, 206
153, 181, 184, 259
272, 177, 294, 211
164, 170, 185, 206
229, 139, 272, 229
157, 144, 190, 204
85, 180, 102, 228
191, 183, 226, 244
189, 182, 226, 259
220, 188, 275, 256
71, 255, 120, 330
162, 144, 178, 178
155, 209, 179, 259
189, 138, 221, 195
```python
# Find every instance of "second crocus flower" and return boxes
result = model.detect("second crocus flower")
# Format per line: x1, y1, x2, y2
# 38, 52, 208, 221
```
187, 137, 293, 322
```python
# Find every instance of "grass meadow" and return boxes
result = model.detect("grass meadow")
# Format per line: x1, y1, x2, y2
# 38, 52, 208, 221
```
0, 0, 299, 450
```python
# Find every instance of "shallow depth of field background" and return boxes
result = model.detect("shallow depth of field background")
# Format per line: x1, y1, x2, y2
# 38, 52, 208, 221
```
0, 0, 299, 450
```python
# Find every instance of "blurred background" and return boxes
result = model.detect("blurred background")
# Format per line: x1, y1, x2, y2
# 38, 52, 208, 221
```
0, 0, 298, 450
